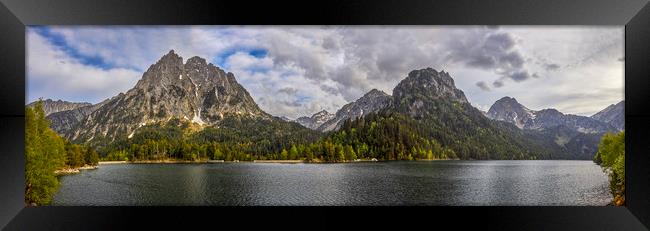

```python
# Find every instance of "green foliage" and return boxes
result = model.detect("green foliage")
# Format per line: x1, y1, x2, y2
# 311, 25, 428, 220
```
25, 101, 66, 205
280, 149, 289, 160
395, 98, 553, 160
312, 112, 458, 161
98, 117, 322, 161
594, 131, 625, 205
89, 96, 585, 163
289, 146, 299, 160
25, 100, 100, 205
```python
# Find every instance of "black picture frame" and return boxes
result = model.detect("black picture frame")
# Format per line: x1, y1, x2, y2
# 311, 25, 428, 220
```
1, 0, 649, 230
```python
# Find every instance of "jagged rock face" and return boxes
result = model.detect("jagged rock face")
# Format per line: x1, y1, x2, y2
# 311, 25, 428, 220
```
487, 96, 623, 160
295, 110, 335, 130
27, 99, 92, 116
591, 100, 624, 131
393, 68, 468, 105
46, 99, 109, 135
487, 97, 536, 129
316, 69, 469, 132
318, 89, 392, 132
487, 96, 617, 134
391, 68, 469, 119
531, 109, 616, 133
67, 50, 268, 142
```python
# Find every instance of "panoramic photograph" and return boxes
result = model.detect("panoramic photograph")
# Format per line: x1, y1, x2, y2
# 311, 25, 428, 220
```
25, 26, 624, 206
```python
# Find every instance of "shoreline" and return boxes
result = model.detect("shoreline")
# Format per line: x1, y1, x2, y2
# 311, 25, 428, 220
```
95, 158, 587, 165
54, 165, 98, 176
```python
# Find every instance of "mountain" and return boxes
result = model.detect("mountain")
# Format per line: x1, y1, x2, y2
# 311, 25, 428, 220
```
591, 100, 624, 131
487, 97, 616, 133
64, 50, 287, 144
45, 98, 110, 135
295, 110, 335, 130
394, 68, 468, 104
321, 68, 560, 160
26, 99, 92, 116
277, 116, 291, 122
317, 89, 392, 132
392, 68, 469, 119
485, 97, 535, 129
36, 49, 615, 161
486, 96, 620, 159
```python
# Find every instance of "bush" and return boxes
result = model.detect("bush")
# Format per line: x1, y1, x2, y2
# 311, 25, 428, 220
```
594, 131, 625, 205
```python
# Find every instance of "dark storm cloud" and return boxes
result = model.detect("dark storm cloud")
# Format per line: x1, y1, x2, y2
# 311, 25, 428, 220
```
476, 81, 491, 91
493, 80, 504, 88
452, 32, 521, 70
508, 71, 532, 82
445, 29, 533, 88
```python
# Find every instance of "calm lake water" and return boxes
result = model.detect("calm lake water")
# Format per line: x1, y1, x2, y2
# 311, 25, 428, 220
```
52, 160, 612, 206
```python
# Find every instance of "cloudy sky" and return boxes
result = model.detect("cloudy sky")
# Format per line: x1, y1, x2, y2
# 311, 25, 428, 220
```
27, 26, 624, 119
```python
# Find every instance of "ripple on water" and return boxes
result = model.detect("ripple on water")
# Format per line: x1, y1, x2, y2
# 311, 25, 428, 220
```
52, 160, 612, 206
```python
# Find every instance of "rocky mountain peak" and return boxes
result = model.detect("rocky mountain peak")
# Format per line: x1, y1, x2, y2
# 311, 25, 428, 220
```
364, 89, 389, 98
317, 89, 392, 132
295, 110, 335, 130
487, 96, 532, 124
487, 97, 617, 133
186, 56, 207, 65
393, 67, 468, 104
494, 96, 522, 106
591, 100, 624, 131
66, 50, 267, 142
158, 49, 183, 65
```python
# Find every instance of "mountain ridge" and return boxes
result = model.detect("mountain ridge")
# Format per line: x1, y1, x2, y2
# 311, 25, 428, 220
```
317, 88, 392, 132
487, 96, 617, 134
26, 99, 92, 116
60, 50, 279, 143
591, 100, 624, 131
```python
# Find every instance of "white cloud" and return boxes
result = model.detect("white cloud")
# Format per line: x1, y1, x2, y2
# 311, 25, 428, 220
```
27, 31, 141, 104
27, 26, 624, 118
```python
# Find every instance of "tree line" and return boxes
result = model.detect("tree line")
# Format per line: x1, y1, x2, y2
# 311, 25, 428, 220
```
99, 112, 460, 162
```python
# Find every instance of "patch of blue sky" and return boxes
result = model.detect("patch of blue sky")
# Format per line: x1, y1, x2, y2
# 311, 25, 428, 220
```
295, 95, 312, 104
29, 26, 137, 71
248, 49, 267, 58
212, 47, 268, 68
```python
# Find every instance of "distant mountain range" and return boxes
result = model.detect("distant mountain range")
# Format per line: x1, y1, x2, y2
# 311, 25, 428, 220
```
29, 50, 624, 160
485, 96, 623, 159
591, 100, 624, 131
26, 99, 91, 116
486, 97, 619, 133
295, 110, 335, 130
315, 89, 392, 132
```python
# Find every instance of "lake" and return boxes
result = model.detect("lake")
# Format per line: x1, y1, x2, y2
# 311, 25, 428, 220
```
52, 160, 612, 206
